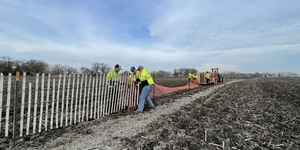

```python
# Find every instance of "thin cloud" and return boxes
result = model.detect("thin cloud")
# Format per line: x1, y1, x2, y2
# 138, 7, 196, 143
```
149, 0, 300, 51
0, 0, 299, 74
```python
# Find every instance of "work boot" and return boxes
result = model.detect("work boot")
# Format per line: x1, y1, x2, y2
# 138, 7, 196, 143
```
132, 110, 143, 115
149, 106, 155, 109
146, 105, 155, 109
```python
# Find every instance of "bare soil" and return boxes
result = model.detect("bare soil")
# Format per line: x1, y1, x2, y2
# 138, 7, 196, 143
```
1, 77, 300, 150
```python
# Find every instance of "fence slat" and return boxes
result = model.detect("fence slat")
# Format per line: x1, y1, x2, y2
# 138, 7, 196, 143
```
65, 74, 71, 126
74, 75, 79, 124
111, 82, 116, 113
126, 84, 131, 111
104, 74, 110, 115
5, 73, 12, 137
56, 75, 61, 129
94, 74, 98, 119
38, 73, 45, 133
0, 73, 3, 136
116, 77, 121, 111
61, 74, 66, 127
90, 78, 95, 119
107, 78, 113, 114
70, 74, 76, 125
20, 72, 27, 136
118, 79, 122, 112
135, 82, 139, 108
26, 83, 32, 135
100, 74, 106, 117
45, 74, 51, 131
78, 74, 84, 122
116, 83, 120, 112
55, 74, 61, 128
97, 74, 102, 118
86, 75, 92, 121
82, 75, 87, 122
50, 78, 55, 130
119, 75, 126, 110
33, 73, 39, 134
121, 74, 128, 110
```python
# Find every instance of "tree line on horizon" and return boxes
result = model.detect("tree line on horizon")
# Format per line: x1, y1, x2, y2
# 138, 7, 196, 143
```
1, 56, 298, 77
0, 56, 199, 77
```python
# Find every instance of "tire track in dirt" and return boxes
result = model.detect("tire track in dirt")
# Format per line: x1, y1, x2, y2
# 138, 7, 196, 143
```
33, 80, 243, 150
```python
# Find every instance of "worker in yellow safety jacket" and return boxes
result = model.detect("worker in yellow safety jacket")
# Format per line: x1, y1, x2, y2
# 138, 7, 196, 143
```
128, 66, 140, 87
205, 71, 210, 85
106, 64, 122, 87
128, 66, 142, 95
133, 65, 155, 114
106, 64, 122, 113
188, 72, 197, 81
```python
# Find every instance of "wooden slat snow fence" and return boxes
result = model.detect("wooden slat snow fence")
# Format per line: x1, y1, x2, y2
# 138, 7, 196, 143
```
0, 72, 139, 139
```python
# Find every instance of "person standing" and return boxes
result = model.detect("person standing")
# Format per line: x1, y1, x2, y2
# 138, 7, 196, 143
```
127, 66, 140, 111
188, 71, 198, 89
188, 71, 197, 81
188, 72, 193, 81
128, 66, 142, 95
106, 64, 122, 113
107, 64, 122, 84
205, 71, 210, 85
133, 65, 155, 114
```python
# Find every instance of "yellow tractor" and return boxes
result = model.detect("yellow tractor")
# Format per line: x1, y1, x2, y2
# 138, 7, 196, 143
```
211, 68, 223, 83
198, 68, 223, 85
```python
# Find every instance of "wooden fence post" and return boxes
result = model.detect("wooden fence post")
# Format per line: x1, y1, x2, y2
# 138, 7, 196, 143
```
13, 71, 20, 147
153, 72, 156, 98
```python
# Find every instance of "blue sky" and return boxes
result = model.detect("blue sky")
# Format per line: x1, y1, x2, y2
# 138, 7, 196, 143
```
1, 0, 300, 74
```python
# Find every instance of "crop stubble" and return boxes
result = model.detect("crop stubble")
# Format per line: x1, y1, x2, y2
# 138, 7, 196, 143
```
1, 77, 299, 149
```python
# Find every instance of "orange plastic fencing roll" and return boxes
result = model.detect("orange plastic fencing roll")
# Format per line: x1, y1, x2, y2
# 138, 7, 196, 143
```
126, 80, 199, 113
149, 80, 199, 98
199, 72, 206, 84
210, 73, 215, 84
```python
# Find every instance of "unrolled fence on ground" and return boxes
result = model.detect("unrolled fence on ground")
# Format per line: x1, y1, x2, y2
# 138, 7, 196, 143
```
0, 72, 199, 140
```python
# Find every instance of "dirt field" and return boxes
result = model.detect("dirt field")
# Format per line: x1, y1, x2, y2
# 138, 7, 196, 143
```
1, 77, 300, 150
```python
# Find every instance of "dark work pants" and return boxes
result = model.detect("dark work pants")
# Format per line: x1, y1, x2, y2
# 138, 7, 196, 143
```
206, 78, 210, 85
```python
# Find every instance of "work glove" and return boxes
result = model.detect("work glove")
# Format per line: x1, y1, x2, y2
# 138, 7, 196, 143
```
136, 78, 140, 82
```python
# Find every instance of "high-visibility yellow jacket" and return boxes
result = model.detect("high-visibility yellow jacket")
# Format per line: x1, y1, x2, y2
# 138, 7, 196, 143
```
128, 70, 140, 83
205, 72, 210, 79
189, 73, 197, 80
106, 69, 121, 86
193, 73, 198, 79
188, 73, 193, 79
139, 68, 154, 87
